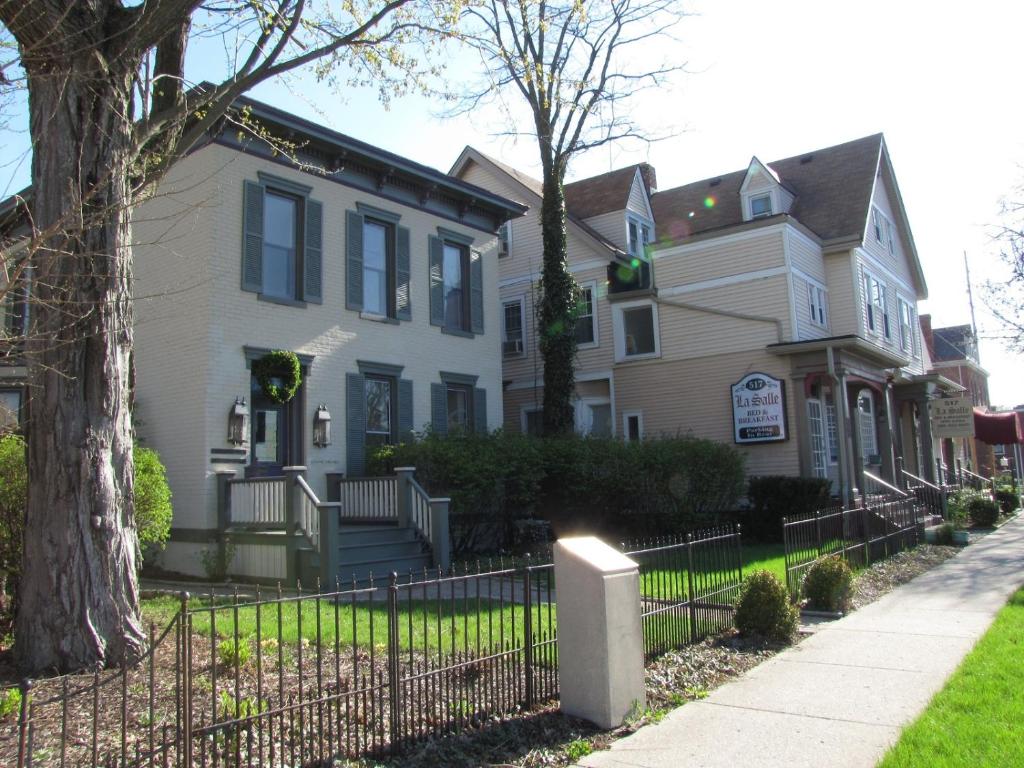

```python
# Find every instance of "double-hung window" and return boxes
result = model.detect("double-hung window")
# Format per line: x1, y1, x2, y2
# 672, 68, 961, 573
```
614, 300, 660, 361
1, 260, 29, 339
429, 229, 483, 335
498, 222, 511, 259
432, 372, 487, 435
863, 271, 890, 339
574, 283, 597, 346
898, 297, 915, 354
346, 363, 413, 477
627, 217, 652, 260
502, 298, 525, 356
242, 174, 322, 304
346, 204, 410, 320
872, 206, 896, 255
807, 283, 827, 327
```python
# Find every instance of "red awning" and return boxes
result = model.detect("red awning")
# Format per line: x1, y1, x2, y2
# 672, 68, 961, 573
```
973, 408, 1024, 445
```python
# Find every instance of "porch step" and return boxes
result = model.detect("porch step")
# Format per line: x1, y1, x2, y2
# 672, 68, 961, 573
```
332, 523, 433, 585
338, 524, 417, 546
335, 553, 434, 585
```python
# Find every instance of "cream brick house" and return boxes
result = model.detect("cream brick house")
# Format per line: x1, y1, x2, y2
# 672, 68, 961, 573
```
453, 135, 954, 504
124, 97, 524, 578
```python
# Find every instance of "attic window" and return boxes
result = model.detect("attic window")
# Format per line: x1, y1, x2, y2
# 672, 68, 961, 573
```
750, 193, 772, 219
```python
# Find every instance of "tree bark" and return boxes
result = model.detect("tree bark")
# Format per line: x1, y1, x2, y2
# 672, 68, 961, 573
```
538, 164, 577, 435
14, 52, 145, 673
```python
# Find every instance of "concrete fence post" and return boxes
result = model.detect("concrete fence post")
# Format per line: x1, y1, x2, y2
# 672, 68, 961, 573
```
395, 467, 415, 529
429, 497, 451, 571
283, 466, 307, 587
554, 537, 645, 729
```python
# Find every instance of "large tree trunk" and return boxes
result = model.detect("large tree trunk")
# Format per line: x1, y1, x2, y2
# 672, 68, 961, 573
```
14, 56, 145, 673
538, 169, 577, 435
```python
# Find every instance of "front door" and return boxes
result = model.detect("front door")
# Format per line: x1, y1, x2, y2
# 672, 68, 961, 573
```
249, 383, 292, 477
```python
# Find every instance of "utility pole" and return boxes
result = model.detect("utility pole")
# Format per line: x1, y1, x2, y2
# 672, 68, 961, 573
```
964, 250, 979, 362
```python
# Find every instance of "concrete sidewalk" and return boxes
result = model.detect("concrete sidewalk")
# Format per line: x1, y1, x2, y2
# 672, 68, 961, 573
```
579, 516, 1024, 768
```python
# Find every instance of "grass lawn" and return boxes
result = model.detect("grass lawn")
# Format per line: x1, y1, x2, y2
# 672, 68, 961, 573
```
637, 542, 786, 599
877, 587, 1024, 768
141, 594, 554, 654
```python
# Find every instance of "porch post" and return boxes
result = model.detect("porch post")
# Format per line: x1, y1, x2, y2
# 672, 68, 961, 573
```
880, 382, 898, 484
325, 471, 345, 503
214, 470, 237, 575
283, 466, 307, 587
915, 395, 937, 483
790, 375, 812, 478
429, 497, 451, 571
895, 456, 905, 488
395, 467, 415, 529
833, 371, 856, 507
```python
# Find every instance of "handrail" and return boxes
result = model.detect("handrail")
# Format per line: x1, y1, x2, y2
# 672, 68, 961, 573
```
961, 467, 989, 483
408, 476, 434, 545
900, 469, 941, 492
295, 475, 340, 550
862, 470, 909, 499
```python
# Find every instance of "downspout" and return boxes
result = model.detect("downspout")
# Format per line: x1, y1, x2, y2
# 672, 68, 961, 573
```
827, 346, 855, 507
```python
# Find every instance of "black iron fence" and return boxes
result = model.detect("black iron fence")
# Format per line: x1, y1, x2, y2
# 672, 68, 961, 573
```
782, 497, 921, 600
624, 525, 743, 660
2, 526, 745, 767
1, 560, 556, 767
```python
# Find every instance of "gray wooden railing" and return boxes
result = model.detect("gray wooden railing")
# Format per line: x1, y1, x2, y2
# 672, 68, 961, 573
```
336, 475, 399, 521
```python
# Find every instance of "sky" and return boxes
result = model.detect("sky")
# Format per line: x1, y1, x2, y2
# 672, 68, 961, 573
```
2, 0, 1022, 405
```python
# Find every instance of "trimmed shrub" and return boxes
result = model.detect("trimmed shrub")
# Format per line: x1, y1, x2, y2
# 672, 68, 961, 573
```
134, 446, 174, 558
994, 487, 1018, 516
734, 570, 798, 642
369, 432, 746, 551
0, 435, 27, 584
744, 476, 833, 543
966, 495, 1000, 528
802, 556, 854, 612
0, 441, 173, 580
934, 523, 955, 545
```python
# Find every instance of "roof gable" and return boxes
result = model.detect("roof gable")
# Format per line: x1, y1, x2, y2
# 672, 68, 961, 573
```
652, 134, 885, 245
563, 164, 651, 220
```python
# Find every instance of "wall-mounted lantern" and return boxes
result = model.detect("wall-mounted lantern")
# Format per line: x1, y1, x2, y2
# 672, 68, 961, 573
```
313, 403, 332, 447
228, 397, 249, 445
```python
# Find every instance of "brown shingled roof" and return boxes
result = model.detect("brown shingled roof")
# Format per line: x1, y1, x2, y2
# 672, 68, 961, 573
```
563, 164, 647, 219
651, 134, 883, 245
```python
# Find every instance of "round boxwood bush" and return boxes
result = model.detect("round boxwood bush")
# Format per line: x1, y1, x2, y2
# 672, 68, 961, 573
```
994, 488, 1018, 516
934, 522, 955, 546
966, 495, 999, 528
735, 570, 797, 642
802, 555, 854, 612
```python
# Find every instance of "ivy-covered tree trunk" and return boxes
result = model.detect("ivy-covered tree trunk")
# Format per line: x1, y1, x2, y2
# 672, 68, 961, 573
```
538, 168, 577, 435
14, 43, 145, 673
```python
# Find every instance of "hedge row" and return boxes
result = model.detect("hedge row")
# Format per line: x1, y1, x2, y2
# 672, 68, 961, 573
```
369, 431, 747, 549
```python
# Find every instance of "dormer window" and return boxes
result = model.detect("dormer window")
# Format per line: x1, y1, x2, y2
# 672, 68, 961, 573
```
627, 216, 652, 259
750, 193, 773, 219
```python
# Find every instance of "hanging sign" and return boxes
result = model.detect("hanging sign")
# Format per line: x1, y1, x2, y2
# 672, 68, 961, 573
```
732, 373, 787, 444
929, 396, 976, 439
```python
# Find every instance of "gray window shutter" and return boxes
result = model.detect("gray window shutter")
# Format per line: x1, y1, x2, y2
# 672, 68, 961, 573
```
242, 180, 264, 293
473, 388, 487, 434
398, 378, 414, 440
304, 198, 323, 303
430, 382, 448, 437
428, 235, 444, 327
346, 373, 366, 477
470, 249, 484, 334
396, 226, 411, 321
346, 210, 363, 311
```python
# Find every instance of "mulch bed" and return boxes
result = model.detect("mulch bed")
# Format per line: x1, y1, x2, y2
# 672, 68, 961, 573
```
851, 544, 959, 609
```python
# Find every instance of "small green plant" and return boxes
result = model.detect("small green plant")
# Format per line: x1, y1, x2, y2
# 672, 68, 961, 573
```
966, 496, 1000, 528
200, 541, 236, 582
565, 739, 593, 760
0, 687, 22, 719
934, 523, 955, 546
217, 637, 251, 669
217, 690, 267, 722
802, 556, 854, 612
735, 570, 798, 642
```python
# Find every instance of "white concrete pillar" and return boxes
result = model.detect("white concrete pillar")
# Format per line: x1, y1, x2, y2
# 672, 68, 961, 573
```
554, 537, 645, 729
